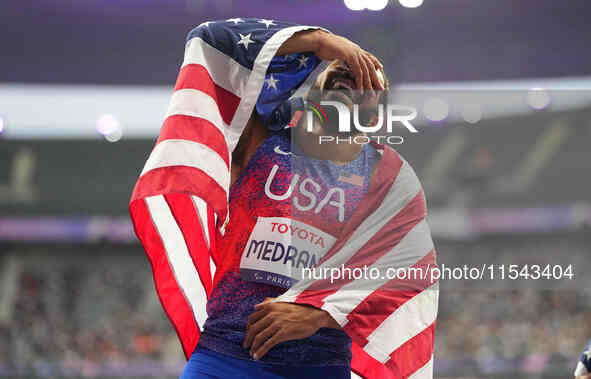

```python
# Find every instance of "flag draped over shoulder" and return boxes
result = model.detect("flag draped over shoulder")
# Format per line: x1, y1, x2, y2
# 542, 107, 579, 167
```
130, 17, 438, 379
275, 145, 439, 379
129, 17, 326, 358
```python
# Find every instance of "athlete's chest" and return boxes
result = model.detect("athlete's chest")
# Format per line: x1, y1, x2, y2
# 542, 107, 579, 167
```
229, 134, 372, 234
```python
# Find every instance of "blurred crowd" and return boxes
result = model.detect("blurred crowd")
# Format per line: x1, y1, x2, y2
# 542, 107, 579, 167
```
436, 289, 591, 376
0, 236, 589, 378
0, 252, 183, 377
435, 236, 591, 376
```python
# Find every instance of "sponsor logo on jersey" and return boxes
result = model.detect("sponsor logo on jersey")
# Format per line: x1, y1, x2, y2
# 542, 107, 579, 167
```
239, 217, 336, 288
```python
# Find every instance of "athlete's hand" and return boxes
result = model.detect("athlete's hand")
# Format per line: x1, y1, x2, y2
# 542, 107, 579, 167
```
277, 29, 384, 93
315, 31, 384, 93
243, 298, 340, 360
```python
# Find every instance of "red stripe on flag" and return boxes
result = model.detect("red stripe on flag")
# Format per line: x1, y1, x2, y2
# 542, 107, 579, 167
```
131, 166, 228, 223
343, 250, 436, 345
157, 115, 230, 168
129, 199, 200, 359
346, 191, 426, 268
351, 342, 397, 379
385, 322, 436, 378
294, 191, 427, 308
175, 64, 240, 126
164, 194, 213, 295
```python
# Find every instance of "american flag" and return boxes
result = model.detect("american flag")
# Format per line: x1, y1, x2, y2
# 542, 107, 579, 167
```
129, 18, 438, 379
339, 171, 365, 187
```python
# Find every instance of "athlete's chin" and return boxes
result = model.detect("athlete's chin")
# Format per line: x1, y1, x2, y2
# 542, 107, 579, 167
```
318, 122, 361, 137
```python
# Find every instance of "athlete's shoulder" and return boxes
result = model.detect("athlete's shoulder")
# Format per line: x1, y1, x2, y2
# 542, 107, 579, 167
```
373, 143, 422, 187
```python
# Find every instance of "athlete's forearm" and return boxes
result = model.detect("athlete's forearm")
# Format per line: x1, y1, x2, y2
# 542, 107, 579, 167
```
277, 28, 384, 92
276, 29, 327, 56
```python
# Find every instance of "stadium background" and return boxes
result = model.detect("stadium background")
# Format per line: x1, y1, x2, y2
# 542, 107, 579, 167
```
1, 0, 590, 378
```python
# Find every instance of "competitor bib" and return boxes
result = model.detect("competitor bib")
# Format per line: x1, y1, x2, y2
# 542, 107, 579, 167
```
239, 217, 336, 288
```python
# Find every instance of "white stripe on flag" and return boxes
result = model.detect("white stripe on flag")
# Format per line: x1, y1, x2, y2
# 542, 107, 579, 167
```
210, 257, 217, 279
322, 219, 434, 326
145, 195, 208, 329
191, 196, 210, 250
166, 88, 229, 135
190, 195, 216, 281
408, 355, 434, 379
363, 282, 439, 363
183, 36, 251, 96
140, 139, 229, 193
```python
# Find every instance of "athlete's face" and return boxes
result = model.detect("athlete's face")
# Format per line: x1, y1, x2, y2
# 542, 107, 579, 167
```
311, 60, 386, 134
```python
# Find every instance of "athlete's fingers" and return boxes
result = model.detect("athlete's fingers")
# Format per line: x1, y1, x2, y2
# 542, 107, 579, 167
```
253, 298, 275, 310
349, 54, 364, 94
364, 51, 383, 70
249, 323, 280, 357
358, 52, 372, 92
261, 297, 276, 304
243, 314, 273, 349
364, 54, 384, 91
252, 331, 287, 360
246, 308, 267, 329
360, 54, 377, 96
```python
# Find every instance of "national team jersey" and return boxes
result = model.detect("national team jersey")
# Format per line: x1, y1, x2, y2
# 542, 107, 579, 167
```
198, 132, 379, 365
575, 339, 591, 376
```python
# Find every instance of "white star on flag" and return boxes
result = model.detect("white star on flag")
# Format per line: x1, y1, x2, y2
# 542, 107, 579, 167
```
258, 19, 275, 28
227, 18, 243, 24
297, 55, 309, 68
265, 74, 279, 90
237, 33, 255, 49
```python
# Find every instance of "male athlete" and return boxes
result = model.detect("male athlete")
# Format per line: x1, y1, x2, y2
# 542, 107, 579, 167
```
179, 23, 386, 379
130, 18, 437, 379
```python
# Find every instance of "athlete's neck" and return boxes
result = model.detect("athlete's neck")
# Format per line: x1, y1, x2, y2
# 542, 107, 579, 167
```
293, 115, 365, 165
230, 113, 366, 188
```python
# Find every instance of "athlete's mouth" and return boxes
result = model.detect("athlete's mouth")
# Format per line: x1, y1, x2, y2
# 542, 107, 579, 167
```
324, 69, 357, 105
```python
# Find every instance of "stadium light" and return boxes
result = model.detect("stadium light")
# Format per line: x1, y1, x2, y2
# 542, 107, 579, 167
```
462, 104, 482, 124
344, 0, 366, 11
399, 0, 423, 8
423, 98, 449, 122
105, 128, 123, 143
96, 114, 122, 142
367, 0, 389, 11
96, 114, 119, 135
527, 88, 551, 110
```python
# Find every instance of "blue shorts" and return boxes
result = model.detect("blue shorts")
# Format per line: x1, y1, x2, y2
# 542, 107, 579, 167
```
180, 346, 351, 379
